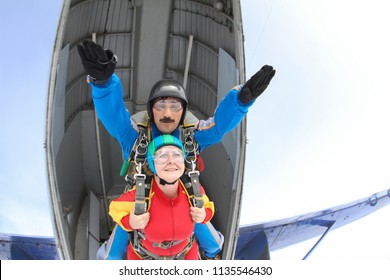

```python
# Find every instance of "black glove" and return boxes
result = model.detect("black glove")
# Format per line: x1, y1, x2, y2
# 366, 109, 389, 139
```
77, 40, 117, 82
238, 65, 276, 104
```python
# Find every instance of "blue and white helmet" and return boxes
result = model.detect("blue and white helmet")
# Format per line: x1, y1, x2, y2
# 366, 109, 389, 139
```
147, 134, 185, 174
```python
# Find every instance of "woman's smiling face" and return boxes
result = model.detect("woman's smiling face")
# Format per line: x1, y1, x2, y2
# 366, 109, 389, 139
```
153, 145, 185, 183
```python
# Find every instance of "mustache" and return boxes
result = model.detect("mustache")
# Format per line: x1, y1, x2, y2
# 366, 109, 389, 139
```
159, 117, 175, 123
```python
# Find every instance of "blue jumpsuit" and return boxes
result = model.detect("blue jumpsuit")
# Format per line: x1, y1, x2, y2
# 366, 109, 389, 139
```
92, 74, 254, 259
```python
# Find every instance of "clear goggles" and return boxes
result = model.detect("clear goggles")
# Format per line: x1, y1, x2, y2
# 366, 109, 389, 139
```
153, 99, 183, 112
154, 151, 185, 165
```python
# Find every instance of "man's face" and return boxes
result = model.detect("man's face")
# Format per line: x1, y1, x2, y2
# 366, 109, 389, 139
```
152, 97, 183, 134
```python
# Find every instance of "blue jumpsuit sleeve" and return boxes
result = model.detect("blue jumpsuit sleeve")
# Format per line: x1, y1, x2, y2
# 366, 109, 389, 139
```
194, 85, 254, 151
96, 224, 128, 260
90, 74, 138, 159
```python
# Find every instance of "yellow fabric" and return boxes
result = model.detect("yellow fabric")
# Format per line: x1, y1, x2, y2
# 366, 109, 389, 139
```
109, 199, 135, 231
110, 180, 214, 231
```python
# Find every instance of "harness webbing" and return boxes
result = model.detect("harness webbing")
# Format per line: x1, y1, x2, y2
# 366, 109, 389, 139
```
181, 126, 204, 208
132, 234, 195, 260
120, 112, 204, 260
122, 114, 204, 212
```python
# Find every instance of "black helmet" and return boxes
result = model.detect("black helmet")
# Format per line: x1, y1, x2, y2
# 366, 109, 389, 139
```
147, 79, 188, 125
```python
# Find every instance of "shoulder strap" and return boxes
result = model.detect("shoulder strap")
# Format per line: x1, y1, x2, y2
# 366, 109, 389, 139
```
180, 126, 204, 208
182, 111, 199, 128
120, 125, 148, 176
118, 114, 152, 214
131, 111, 149, 127
123, 110, 204, 213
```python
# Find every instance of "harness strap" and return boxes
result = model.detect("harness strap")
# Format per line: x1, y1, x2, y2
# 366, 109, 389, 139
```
132, 233, 195, 260
181, 127, 204, 208
125, 114, 203, 257
181, 171, 204, 208
152, 239, 186, 249
134, 173, 147, 215
120, 126, 148, 177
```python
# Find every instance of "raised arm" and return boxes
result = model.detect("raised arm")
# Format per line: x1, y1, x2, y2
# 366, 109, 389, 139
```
77, 40, 138, 158
195, 65, 276, 150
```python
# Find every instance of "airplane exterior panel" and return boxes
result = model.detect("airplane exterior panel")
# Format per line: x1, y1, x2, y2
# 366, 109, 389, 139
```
46, 0, 245, 259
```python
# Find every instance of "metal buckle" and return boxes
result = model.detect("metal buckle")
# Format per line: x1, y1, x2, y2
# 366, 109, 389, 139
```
134, 173, 146, 180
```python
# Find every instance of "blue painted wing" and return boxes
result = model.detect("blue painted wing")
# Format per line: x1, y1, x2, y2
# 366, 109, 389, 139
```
0, 234, 59, 260
235, 188, 390, 259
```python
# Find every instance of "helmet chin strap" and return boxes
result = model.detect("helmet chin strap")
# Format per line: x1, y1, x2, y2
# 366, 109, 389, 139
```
157, 175, 178, 186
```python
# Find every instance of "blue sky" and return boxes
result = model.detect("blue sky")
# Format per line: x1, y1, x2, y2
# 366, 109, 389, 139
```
0, 0, 389, 260
241, 0, 390, 259
0, 1, 62, 237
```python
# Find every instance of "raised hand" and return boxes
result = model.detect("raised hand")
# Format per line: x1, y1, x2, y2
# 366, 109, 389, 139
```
238, 65, 276, 104
77, 40, 117, 82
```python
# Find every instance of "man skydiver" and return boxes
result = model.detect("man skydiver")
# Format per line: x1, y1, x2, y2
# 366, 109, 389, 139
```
77, 40, 275, 259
